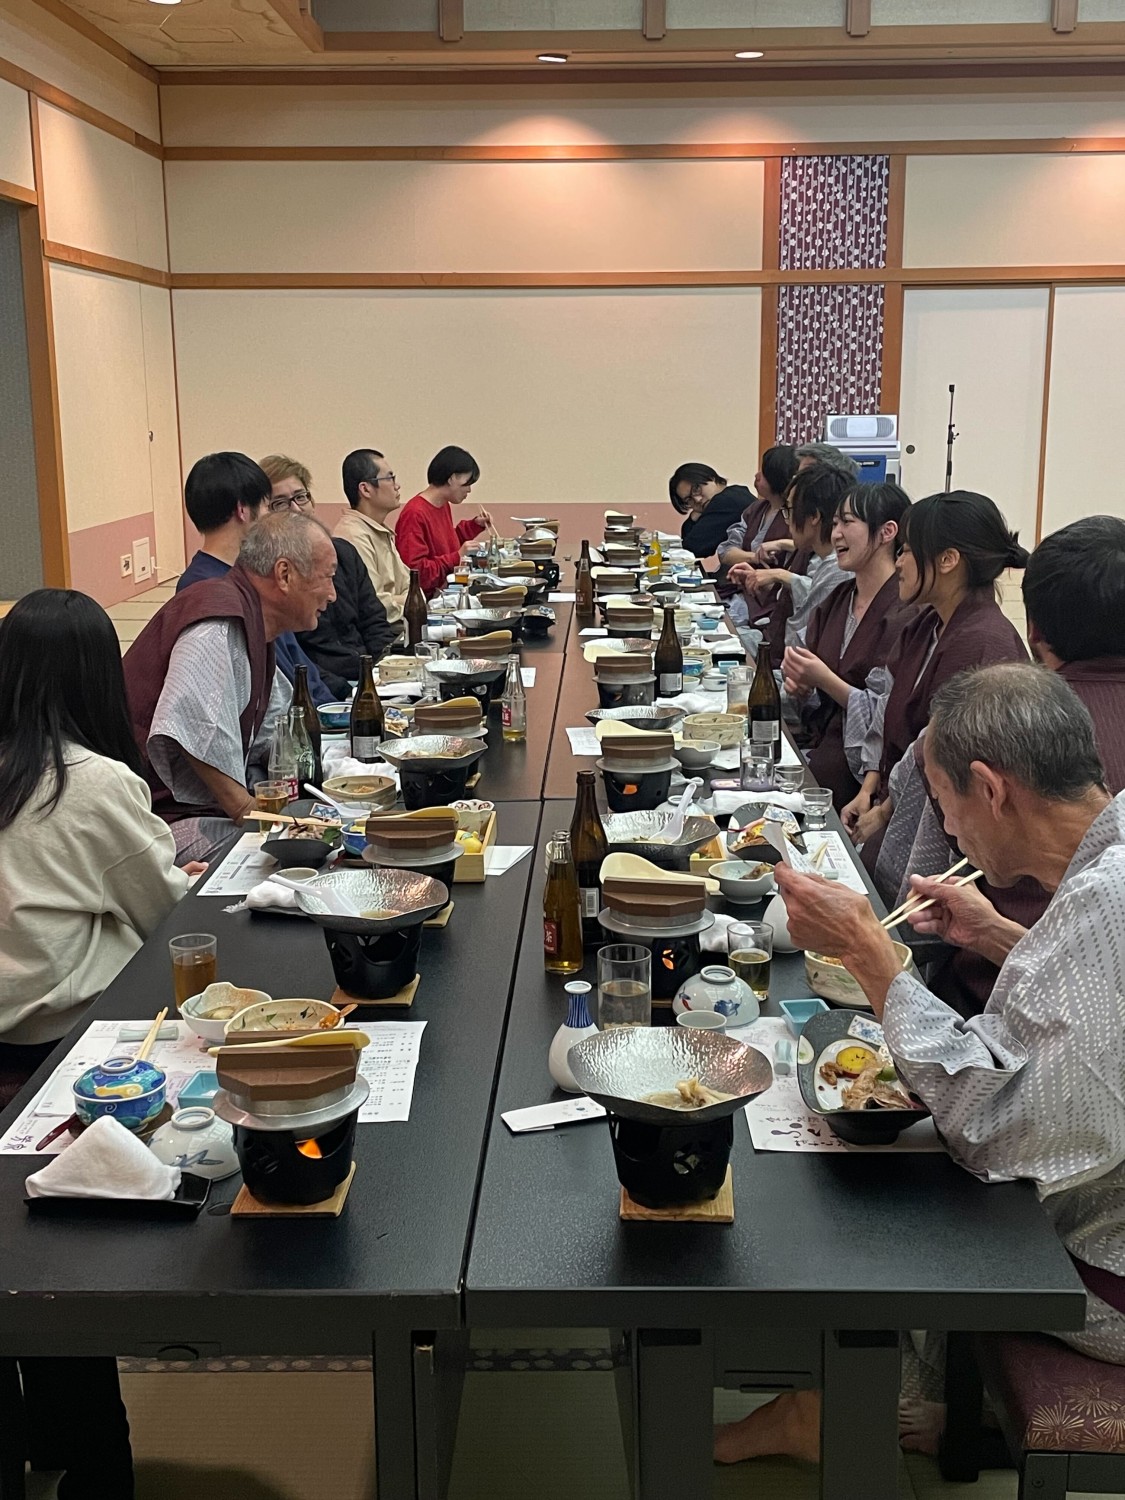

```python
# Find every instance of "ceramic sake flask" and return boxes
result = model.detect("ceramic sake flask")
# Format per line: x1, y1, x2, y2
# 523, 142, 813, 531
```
672, 964, 758, 1026
548, 982, 599, 1094
762, 892, 799, 953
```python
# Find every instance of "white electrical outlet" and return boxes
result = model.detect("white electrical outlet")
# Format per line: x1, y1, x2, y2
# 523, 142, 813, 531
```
120, 555, 132, 578
132, 538, 152, 583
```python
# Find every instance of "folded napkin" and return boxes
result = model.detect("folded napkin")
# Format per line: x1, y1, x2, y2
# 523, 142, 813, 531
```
26, 1116, 180, 1200
700, 912, 740, 953
320, 745, 401, 788
244, 877, 303, 912
657, 691, 726, 715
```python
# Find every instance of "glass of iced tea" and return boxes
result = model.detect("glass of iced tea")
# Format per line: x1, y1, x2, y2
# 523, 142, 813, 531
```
254, 780, 289, 816
170, 933, 217, 1007
727, 921, 772, 1000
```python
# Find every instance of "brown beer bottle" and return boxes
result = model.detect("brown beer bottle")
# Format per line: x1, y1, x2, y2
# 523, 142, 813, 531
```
654, 606, 684, 696
747, 633, 781, 753
403, 569, 429, 651
569, 769, 608, 948
543, 830, 583, 974
575, 539, 595, 620
292, 664, 323, 787
349, 654, 384, 762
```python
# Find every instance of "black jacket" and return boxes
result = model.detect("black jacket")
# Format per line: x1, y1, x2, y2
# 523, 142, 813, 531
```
679, 484, 755, 559
295, 537, 397, 696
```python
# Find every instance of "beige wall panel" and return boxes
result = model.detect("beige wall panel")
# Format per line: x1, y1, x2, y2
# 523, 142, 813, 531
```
158, 84, 1125, 150
171, 287, 761, 508
139, 284, 185, 578
0, 0, 159, 139
40, 103, 167, 269
165, 158, 762, 274
898, 288, 1048, 543
0, 77, 33, 190
51, 263, 152, 531
904, 153, 1125, 268
1041, 288, 1125, 537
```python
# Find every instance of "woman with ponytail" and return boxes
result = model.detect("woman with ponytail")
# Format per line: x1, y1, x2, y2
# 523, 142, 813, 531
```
841, 491, 1029, 885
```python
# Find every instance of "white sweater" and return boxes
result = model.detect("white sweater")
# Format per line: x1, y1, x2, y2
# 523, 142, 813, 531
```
0, 748, 188, 1044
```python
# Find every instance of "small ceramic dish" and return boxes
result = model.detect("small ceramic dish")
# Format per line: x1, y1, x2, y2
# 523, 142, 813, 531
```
673, 739, 720, 770
179, 984, 272, 1045
261, 821, 340, 870
805, 942, 913, 1008
709, 859, 776, 903
779, 997, 829, 1039
682, 712, 745, 748
72, 1056, 166, 1133
796, 1007, 929, 1145
321, 776, 397, 812
224, 998, 339, 1037
316, 702, 351, 732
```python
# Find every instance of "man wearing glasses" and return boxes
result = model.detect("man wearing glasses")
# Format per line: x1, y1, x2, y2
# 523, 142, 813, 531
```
334, 448, 411, 629
177, 450, 332, 704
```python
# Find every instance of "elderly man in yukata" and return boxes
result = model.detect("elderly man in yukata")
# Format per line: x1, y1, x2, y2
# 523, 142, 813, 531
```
716, 662, 1125, 1467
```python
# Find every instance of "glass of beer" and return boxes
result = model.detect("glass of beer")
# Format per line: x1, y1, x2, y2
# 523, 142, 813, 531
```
254, 780, 289, 816
170, 933, 218, 1006
728, 921, 772, 1001
597, 944, 652, 1030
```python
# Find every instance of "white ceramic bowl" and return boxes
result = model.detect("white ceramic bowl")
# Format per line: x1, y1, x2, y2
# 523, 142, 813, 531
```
673, 739, 720, 770
148, 1106, 240, 1181
683, 712, 745, 748
709, 859, 776, 903
179, 984, 272, 1045
805, 941, 914, 1006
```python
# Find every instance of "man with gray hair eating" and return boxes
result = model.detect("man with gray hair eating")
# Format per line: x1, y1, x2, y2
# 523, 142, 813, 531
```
124, 511, 338, 863
716, 662, 1125, 1466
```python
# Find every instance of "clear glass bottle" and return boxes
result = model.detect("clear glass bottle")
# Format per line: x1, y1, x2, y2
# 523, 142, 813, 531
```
645, 531, 663, 578
543, 830, 583, 974
288, 705, 316, 793
291, 664, 322, 787
268, 710, 298, 802
500, 652, 527, 742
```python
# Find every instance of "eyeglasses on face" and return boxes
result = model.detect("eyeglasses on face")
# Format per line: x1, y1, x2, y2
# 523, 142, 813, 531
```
369, 472, 397, 488
269, 489, 312, 511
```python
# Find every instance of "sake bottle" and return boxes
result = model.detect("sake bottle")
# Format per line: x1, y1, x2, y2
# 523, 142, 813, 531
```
292, 664, 322, 787
654, 606, 684, 697
575, 539, 595, 620
747, 634, 781, 753
349, 654, 384, 762
543, 830, 583, 974
548, 981, 598, 1092
569, 769, 608, 948
403, 569, 429, 651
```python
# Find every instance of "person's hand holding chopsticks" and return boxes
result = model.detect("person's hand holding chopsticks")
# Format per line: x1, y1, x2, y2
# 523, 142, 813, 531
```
902, 872, 1028, 965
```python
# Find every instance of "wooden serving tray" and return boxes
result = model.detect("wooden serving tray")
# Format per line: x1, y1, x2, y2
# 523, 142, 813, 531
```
452, 809, 496, 884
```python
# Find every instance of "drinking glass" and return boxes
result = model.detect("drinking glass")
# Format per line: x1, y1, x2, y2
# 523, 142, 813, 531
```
774, 764, 806, 796
740, 742, 775, 793
725, 664, 750, 717
170, 934, 217, 1007
597, 944, 652, 1030
727, 922, 772, 1001
254, 780, 289, 815
803, 788, 833, 830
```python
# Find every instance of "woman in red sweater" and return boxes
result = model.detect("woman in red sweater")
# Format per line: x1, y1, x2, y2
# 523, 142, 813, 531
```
395, 445, 492, 596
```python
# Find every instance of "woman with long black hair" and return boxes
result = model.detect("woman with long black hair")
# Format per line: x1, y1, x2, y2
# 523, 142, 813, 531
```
0, 589, 190, 1104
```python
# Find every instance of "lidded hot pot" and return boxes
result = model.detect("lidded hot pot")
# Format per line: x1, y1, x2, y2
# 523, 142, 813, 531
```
412, 696, 485, 739
604, 603, 655, 640
595, 730, 678, 813
593, 652, 656, 710
213, 1038, 370, 1205
362, 809, 463, 891
598, 874, 715, 1004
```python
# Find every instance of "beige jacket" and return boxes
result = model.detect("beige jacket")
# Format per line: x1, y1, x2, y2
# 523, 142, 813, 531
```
333, 507, 410, 625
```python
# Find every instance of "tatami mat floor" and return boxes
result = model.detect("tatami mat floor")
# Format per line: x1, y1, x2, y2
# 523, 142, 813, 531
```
24, 1357, 1098, 1500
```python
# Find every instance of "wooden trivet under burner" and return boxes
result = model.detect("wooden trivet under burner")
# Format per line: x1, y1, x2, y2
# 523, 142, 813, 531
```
619, 1168, 733, 1223
231, 1162, 356, 1219
424, 901, 454, 928
330, 974, 420, 1010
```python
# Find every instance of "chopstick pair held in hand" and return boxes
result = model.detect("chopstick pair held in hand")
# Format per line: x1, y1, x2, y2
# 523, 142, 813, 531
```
881, 863, 983, 933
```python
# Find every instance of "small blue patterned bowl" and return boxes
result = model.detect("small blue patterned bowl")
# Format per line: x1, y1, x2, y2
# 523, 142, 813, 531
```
72, 1055, 167, 1132
317, 701, 351, 732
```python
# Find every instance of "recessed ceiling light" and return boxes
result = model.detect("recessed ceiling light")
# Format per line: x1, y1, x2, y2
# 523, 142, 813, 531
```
537, 53, 568, 63
734, 50, 763, 59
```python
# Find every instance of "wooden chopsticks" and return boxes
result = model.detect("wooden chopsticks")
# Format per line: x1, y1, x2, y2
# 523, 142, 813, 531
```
880, 856, 983, 932
136, 1008, 168, 1061
242, 810, 343, 831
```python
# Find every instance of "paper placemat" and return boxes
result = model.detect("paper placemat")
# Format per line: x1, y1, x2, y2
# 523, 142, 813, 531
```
197, 832, 276, 897
729, 1016, 944, 1155
566, 726, 601, 756
549, 591, 576, 603
483, 844, 533, 876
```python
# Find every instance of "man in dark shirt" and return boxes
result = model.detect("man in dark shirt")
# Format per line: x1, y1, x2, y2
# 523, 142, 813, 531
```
176, 452, 332, 704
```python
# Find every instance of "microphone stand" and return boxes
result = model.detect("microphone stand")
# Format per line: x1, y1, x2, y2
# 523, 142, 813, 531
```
944, 383, 958, 493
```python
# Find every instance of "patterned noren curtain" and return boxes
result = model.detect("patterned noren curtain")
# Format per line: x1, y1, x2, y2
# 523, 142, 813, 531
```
774, 155, 890, 447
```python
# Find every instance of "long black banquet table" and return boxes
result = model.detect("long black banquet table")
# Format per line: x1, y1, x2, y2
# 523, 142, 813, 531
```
0, 799, 542, 1500
464, 802, 1086, 1500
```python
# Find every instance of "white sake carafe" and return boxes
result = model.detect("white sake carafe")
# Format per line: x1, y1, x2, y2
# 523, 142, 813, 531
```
763, 891, 799, 953
548, 981, 599, 1093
